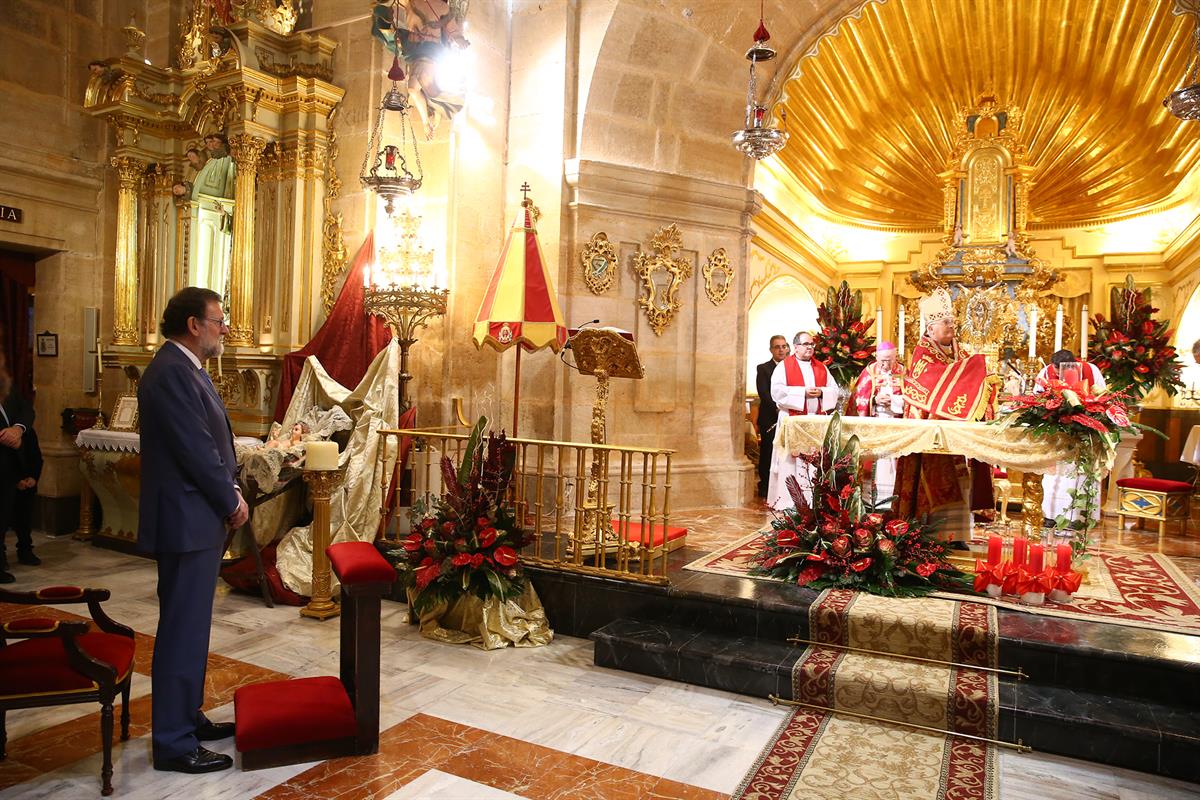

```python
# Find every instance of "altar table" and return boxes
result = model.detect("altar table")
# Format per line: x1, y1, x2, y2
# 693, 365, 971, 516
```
775, 415, 1104, 533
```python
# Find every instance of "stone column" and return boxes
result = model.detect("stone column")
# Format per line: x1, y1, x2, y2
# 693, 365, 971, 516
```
110, 156, 145, 345
226, 134, 267, 347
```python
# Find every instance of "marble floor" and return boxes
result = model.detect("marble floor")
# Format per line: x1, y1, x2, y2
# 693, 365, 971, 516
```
0, 531, 1197, 799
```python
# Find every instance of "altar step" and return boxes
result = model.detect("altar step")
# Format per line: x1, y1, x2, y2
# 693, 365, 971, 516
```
591, 618, 1200, 783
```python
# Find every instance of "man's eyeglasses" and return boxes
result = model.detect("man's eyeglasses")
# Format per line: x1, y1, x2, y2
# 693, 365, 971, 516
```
796, 342, 815, 348
201, 316, 229, 329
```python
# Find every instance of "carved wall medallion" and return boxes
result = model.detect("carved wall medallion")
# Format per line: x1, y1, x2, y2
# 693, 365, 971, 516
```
702, 247, 733, 306
580, 231, 617, 294
632, 224, 692, 336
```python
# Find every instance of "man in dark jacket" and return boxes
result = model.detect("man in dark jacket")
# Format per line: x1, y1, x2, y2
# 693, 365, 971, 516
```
0, 360, 34, 583
138, 287, 247, 774
754, 335, 790, 498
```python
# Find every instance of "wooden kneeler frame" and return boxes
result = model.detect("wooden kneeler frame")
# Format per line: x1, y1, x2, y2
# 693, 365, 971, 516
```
236, 542, 396, 770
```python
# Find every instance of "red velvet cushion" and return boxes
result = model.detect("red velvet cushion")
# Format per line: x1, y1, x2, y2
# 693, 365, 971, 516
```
0, 632, 135, 695
1116, 477, 1193, 493
4, 617, 59, 634
235, 676, 357, 752
612, 521, 688, 548
36, 586, 84, 600
992, 468, 1008, 478
327, 542, 396, 586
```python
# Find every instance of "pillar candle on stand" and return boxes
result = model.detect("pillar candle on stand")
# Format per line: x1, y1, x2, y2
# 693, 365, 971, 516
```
1056, 543, 1072, 572
1080, 304, 1089, 358
305, 441, 339, 471
1053, 304, 1064, 352
1027, 307, 1038, 358
1029, 543, 1044, 573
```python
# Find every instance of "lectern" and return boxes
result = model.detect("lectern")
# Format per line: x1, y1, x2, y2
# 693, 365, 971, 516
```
568, 328, 643, 552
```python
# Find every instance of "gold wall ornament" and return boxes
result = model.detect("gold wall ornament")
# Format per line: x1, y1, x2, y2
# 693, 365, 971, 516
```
580, 231, 617, 294
321, 114, 348, 316
702, 247, 733, 306
632, 224, 692, 337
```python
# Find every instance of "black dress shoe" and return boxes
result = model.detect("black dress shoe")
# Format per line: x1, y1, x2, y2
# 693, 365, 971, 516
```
17, 551, 40, 566
153, 746, 233, 773
0, 570, 14, 584
196, 720, 235, 741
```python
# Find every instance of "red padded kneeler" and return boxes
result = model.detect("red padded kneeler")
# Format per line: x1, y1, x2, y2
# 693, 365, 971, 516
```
1116, 477, 1193, 493
611, 521, 688, 551
235, 676, 357, 754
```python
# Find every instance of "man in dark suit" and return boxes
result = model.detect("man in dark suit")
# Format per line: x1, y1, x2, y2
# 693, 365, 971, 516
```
10, 424, 43, 567
755, 335, 790, 498
0, 360, 35, 583
138, 287, 248, 774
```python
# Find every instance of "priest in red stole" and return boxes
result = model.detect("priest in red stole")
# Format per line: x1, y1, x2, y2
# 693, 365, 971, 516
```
894, 288, 1001, 542
766, 331, 840, 509
852, 341, 905, 505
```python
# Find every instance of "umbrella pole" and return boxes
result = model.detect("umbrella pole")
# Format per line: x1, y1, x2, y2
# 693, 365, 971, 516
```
512, 346, 522, 437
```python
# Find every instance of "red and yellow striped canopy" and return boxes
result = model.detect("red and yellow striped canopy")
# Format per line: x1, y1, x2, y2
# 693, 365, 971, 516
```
473, 199, 567, 353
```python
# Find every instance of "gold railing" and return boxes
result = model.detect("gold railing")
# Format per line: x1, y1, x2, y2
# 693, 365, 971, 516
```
376, 427, 675, 584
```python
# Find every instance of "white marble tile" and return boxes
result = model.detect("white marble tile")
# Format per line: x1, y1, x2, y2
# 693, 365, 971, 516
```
382, 769, 527, 799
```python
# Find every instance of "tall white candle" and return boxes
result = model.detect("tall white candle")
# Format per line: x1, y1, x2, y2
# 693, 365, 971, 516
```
1028, 306, 1038, 358
1053, 304, 1064, 352
898, 306, 906, 357
305, 441, 339, 471
1080, 304, 1089, 358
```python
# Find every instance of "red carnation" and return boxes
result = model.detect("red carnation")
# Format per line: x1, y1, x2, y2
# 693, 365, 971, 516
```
776, 529, 800, 549
494, 546, 518, 567
479, 528, 498, 547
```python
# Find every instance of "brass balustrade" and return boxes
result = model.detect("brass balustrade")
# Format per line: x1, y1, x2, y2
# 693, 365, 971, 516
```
376, 427, 675, 585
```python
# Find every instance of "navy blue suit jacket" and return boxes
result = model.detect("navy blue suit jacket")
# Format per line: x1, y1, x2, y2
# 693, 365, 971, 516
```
137, 342, 239, 553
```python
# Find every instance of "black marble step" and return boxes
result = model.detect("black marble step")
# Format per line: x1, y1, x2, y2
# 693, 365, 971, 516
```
592, 618, 1200, 783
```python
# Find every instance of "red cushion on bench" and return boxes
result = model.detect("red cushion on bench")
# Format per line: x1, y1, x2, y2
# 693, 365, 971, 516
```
327, 542, 396, 586
235, 676, 357, 753
611, 521, 688, 548
1116, 477, 1193, 493
0, 633, 135, 695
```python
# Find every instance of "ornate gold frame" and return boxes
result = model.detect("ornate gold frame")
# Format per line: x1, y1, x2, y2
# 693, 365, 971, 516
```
632, 224, 692, 336
109, 393, 140, 433
580, 231, 617, 294
702, 247, 732, 306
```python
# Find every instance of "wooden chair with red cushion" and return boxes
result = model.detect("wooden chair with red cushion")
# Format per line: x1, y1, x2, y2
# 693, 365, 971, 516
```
0, 586, 136, 796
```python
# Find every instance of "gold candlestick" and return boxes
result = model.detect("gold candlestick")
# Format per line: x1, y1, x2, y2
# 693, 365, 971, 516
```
300, 467, 346, 621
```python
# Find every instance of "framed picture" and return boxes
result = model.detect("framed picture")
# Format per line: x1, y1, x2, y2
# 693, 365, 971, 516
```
110, 393, 139, 432
35, 332, 58, 357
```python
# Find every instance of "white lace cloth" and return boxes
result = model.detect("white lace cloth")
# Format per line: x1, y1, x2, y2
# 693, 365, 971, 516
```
77, 428, 262, 453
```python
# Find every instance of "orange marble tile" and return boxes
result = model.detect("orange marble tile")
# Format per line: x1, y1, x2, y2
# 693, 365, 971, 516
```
256, 714, 723, 800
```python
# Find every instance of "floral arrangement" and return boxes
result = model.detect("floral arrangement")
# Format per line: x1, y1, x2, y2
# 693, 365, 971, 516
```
813, 280, 876, 389
1090, 275, 1183, 401
383, 417, 532, 614
749, 414, 970, 597
996, 378, 1161, 559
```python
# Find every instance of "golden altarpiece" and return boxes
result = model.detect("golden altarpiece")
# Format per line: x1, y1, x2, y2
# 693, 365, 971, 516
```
83, 2, 347, 436
903, 94, 1071, 375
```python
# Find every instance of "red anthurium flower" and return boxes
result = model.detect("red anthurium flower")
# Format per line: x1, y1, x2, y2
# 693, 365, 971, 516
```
776, 529, 800, 549
470, 553, 484, 569
424, 540, 438, 556
454, 537, 468, 552
1105, 405, 1130, 427
916, 562, 937, 578
479, 528, 498, 547
402, 533, 423, 553
452, 553, 472, 567
441, 521, 455, 535
885, 519, 908, 537
494, 546, 518, 567
476, 516, 491, 528
850, 557, 872, 572
420, 518, 435, 531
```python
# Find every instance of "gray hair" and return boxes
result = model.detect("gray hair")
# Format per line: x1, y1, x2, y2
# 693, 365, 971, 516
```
792, 331, 814, 347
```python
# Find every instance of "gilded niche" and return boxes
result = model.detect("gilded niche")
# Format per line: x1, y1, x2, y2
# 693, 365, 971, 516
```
632, 224, 692, 336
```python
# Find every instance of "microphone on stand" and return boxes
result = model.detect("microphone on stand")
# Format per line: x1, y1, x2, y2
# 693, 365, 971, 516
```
564, 319, 601, 349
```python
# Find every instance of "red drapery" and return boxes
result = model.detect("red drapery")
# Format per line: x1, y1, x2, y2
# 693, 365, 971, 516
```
273, 233, 392, 422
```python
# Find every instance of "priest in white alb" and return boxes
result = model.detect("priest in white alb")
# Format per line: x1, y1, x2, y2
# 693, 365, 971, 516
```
766, 330, 840, 510
1035, 348, 1107, 529
852, 341, 905, 506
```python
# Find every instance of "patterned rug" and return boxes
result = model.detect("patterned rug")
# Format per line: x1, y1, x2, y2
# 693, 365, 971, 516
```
733, 590, 999, 800
684, 533, 1200, 636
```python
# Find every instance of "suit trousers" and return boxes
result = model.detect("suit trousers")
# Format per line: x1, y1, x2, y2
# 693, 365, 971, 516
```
756, 423, 774, 498
151, 545, 223, 759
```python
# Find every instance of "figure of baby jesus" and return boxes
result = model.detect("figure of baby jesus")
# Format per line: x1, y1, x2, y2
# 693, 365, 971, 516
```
264, 421, 309, 450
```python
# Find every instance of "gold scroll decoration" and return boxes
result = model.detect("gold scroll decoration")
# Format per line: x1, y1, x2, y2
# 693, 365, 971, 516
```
320, 108, 347, 315
632, 224, 692, 336
580, 231, 617, 295
702, 247, 732, 306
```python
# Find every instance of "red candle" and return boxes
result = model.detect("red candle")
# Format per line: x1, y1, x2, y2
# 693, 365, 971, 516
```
987, 535, 1002, 565
1056, 543, 1072, 572
1029, 544, 1044, 573
1012, 536, 1027, 568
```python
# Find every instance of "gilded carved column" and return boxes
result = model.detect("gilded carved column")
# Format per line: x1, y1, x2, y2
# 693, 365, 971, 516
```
226, 134, 267, 347
110, 156, 145, 345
